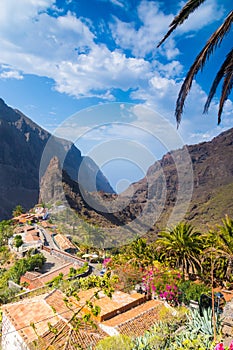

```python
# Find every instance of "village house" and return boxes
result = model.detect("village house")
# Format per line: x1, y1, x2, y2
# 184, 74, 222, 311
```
12, 207, 48, 225
20, 262, 82, 289
1, 289, 106, 350
10, 225, 44, 253
53, 233, 77, 254
1, 288, 163, 350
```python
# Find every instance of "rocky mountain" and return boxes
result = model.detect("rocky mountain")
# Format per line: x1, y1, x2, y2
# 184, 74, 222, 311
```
58, 127, 233, 239
0, 98, 114, 220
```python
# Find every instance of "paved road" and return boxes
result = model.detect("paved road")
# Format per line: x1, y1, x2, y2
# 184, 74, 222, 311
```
40, 249, 66, 273
36, 225, 57, 249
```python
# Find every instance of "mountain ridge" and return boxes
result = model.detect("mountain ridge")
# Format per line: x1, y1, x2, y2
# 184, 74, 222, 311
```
58, 126, 233, 239
0, 98, 114, 220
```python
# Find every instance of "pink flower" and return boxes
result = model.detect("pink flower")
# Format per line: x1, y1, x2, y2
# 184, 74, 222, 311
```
103, 258, 111, 266
215, 343, 224, 350
229, 340, 233, 350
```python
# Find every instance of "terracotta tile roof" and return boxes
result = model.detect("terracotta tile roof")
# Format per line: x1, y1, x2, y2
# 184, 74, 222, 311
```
36, 263, 75, 284
29, 319, 107, 350
23, 271, 42, 280
2, 289, 106, 350
2, 292, 61, 344
26, 229, 40, 235
45, 290, 78, 321
2, 287, 162, 349
102, 299, 163, 336
20, 263, 79, 289
77, 288, 146, 322
24, 233, 41, 243
39, 221, 54, 229
54, 234, 76, 251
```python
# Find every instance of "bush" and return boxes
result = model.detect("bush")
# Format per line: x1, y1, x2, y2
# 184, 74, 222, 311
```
96, 334, 133, 350
178, 280, 210, 304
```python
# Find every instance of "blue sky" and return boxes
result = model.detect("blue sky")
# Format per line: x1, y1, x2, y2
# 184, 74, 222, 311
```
0, 0, 232, 191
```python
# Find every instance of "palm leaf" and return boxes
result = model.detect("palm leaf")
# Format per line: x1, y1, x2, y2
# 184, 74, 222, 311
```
175, 10, 233, 125
203, 49, 233, 116
157, 0, 206, 48
218, 52, 233, 123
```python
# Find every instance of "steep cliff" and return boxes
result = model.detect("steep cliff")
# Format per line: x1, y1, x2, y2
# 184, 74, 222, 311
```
0, 98, 114, 220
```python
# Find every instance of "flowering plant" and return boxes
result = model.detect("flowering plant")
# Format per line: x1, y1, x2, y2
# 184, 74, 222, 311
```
215, 340, 233, 350
142, 262, 181, 305
103, 257, 112, 266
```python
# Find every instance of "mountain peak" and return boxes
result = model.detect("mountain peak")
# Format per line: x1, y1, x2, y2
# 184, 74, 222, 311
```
0, 99, 114, 220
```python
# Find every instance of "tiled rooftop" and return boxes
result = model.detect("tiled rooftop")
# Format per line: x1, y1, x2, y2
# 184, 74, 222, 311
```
23, 271, 42, 279
54, 234, 77, 251
24, 233, 41, 243
102, 299, 163, 336
2, 292, 61, 344
29, 319, 107, 350
45, 289, 78, 321
2, 287, 164, 349
2, 289, 106, 350
39, 221, 54, 229
20, 262, 79, 289
77, 288, 146, 322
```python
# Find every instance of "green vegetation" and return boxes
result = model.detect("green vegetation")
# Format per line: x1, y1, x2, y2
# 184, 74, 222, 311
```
68, 262, 89, 277
14, 234, 24, 250
0, 252, 46, 303
0, 220, 13, 247
45, 262, 89, 289
1, 210, 233, 348
45, 272, 64, 288
96, 334, 133, 350
156, 223, 203, 279
94, 307, 221, 349
12, 204, 24, 217
178, 280, 210, 304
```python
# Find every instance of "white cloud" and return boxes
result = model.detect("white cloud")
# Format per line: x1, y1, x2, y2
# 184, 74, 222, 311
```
130, 69, 232, 148
0, 0, 231, 151
176, 0, 224, 34
0, 69, 23, 80
0, 0, 153, 98
52, 47, 151, 97
110, 1, 174, 58
98, 0, 125, 8
110, 0, 125, 8
110, 0, 225, 59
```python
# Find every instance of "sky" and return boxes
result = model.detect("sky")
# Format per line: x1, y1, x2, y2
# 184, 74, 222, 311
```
0, 0, 232, 192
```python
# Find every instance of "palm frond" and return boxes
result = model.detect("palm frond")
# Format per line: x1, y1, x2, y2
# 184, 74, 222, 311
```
218, 53, 233, 123
175, 10, 233, 125
203, 49, 233, 115
157, 0, 206, 48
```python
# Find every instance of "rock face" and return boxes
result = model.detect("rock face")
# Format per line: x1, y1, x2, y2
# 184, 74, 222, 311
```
0, 98, 114, 220
61, 127, 233, 235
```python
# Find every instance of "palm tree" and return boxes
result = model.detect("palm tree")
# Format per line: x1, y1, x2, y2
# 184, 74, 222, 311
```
157, 0, 233, 125
217, 215, 233, 279
12, 204, 24, 217
0, 220, 13, 246
124, 237, 156, 267
156, 222, 203, 279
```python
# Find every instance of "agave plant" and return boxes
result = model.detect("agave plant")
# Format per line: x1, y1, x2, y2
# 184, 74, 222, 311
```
167, 308, 221, 349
